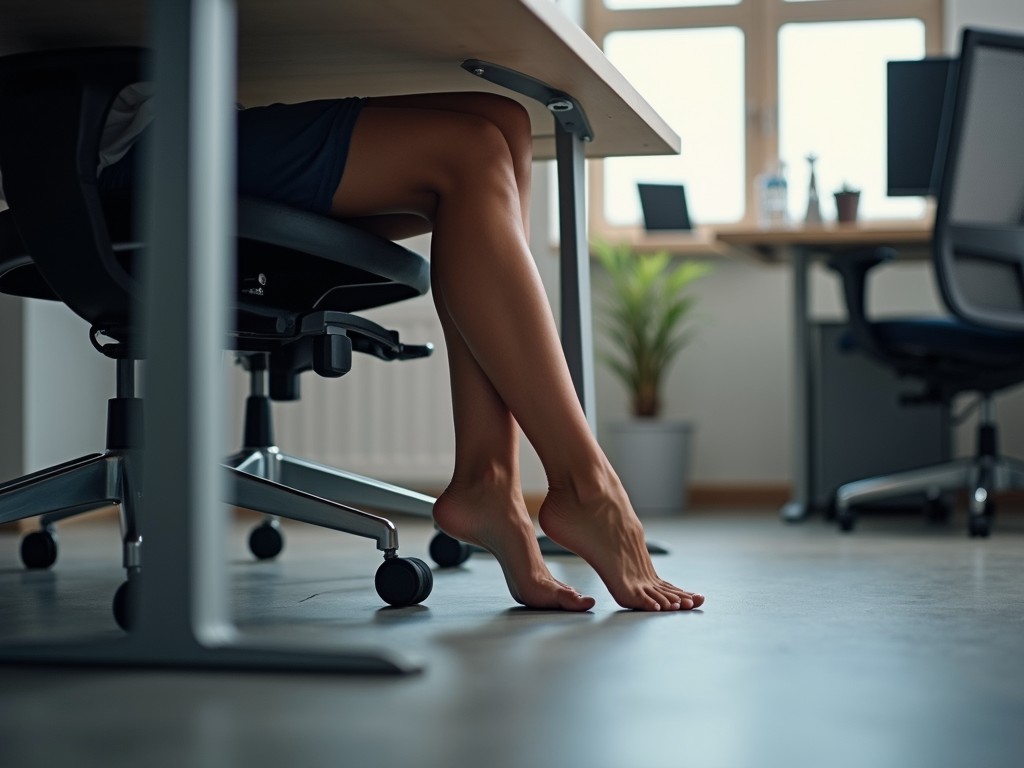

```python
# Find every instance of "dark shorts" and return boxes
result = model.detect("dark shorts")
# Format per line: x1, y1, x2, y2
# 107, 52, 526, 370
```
99, 96, 367, 215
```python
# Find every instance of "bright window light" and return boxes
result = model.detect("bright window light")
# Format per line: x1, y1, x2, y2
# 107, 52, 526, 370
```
603, 26, 746, 226
778, 19, 926, 221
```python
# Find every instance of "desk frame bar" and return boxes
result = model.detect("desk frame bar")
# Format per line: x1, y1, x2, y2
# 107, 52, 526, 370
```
555, 124, 597, 434
781, 248, 813, 521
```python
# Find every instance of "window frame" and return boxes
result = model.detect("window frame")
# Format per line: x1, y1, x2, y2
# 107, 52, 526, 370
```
583, 0, 944, 239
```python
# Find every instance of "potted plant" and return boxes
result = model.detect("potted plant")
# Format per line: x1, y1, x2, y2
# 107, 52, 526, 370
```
593, 240, 711, 514
833, 182, 861, 223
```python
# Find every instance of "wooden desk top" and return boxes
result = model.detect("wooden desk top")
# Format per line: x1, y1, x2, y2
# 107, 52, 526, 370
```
0, 0, 679, 162
715, 219, 933, 262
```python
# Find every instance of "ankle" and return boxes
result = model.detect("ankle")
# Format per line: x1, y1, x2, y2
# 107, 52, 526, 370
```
547, 458, 623, 509
447, 462, 523, 501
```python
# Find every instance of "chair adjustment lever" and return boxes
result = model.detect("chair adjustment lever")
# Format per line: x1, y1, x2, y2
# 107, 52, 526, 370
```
395, 342, 433, 361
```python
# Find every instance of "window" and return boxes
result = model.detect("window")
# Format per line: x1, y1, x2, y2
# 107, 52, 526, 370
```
585, 0, 943, 233
778, 19, 927, 221
603, 26, 745, 225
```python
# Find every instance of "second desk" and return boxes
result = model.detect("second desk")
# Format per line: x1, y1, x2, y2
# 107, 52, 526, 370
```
716, 220, 933, 520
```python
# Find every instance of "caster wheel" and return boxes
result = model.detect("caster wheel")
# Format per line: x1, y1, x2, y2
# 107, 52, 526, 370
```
924, 497, 952, 525
968, 501, 994, 538
837, 512, 855, 533
429, 531, 472, 568
113, 580, 135, 631
968, 517, 991, 538
375, 556, 433, 607
249, 521, 284, 560
20, 529, 58, 569
966, 507, 991, 536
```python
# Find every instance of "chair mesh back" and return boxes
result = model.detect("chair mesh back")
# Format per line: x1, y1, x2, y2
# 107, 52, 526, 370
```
934, 29, 1024, 330
947, 47, 1024, 228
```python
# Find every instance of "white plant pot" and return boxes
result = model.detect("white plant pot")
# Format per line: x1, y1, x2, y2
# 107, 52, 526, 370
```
609, 419, 695, 516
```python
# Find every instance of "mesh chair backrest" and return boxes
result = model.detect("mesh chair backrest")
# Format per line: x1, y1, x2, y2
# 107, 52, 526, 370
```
0, 48, 145, 340
933, 28, 1024, 331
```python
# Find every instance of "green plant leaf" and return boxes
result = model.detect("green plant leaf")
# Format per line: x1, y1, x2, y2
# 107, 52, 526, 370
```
592, 239, 711, 418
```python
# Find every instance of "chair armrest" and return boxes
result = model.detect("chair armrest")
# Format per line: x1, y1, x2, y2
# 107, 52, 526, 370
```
266, 311, 433, 401
826, 247, 899, 363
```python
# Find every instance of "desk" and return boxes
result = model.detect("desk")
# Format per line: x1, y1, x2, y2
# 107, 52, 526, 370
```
0, 0, 678, 672
716, 220, 933, 521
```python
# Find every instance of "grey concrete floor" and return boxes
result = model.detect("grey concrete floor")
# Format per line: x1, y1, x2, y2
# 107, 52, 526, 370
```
1, 507, 1023, 768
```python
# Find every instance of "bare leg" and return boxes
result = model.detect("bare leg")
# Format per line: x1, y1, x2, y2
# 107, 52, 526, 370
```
333, 95, 703, 611
344, 95, 592, 610
366, 93, 534, 236
431, 279, 595, 611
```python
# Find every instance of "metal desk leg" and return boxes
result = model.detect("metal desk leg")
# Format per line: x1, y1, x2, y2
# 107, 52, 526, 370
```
555, 122, 597, 434
781, 247, 814, 522
0, 0, 419, 674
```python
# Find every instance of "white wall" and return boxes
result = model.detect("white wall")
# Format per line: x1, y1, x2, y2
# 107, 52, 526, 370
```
945, 0, 1024, 48
23, 301, 114, 472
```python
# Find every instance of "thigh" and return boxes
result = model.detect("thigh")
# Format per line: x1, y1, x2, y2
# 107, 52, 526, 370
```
368, 92, 532, 146
330, 104, 516, 221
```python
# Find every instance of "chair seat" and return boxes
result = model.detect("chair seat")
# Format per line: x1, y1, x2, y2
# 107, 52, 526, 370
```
236, 198, 428, 313
0, 197, 430, 317
874, 316, 1024, 365
0, 210, 58, 300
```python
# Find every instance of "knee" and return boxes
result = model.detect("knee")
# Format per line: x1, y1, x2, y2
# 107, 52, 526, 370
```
460, 92, 532, 151
481, 93, 532, 138
436, 112, 519, 193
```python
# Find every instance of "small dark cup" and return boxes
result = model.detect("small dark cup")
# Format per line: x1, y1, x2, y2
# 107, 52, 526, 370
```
834, 191, 860, 223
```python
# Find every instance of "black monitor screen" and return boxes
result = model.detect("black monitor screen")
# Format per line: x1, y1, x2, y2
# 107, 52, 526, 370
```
637, 183, 692, 230
887, 57, 956, 197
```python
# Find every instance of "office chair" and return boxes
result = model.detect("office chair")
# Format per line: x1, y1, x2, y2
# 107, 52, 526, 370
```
829, 27, 1024, 537
0, 47, 445, 623
227, 344, 470, 570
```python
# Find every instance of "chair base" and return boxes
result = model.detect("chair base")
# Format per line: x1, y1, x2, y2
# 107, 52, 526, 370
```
226, 446, 435, 518
224, 445, 436, 555
834, 455, 1024, 536
0, 450, 143, 570
227, 368, 460, 569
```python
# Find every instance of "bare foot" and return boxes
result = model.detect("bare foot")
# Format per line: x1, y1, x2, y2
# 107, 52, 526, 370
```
538, 477, 705, 612
433, 482, 596, 612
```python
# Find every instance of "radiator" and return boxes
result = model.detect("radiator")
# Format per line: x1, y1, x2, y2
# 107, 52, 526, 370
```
268, 299, 455, 488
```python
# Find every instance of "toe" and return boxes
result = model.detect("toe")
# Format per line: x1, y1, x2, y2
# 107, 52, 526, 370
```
657, 580, 703, 610
625, 589, 662, 611
560, 590, 596, 611
643, 586, 675, 611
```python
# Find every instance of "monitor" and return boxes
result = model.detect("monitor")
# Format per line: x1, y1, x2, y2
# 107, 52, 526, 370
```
637, 183, 692, 230
886, 57, 957, 197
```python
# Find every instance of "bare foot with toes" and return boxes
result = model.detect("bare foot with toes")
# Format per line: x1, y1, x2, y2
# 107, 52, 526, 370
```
433, 484, 596, 612
537, 476, 705, 612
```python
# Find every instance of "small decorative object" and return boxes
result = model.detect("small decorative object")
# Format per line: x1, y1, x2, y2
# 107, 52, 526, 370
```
593, 240, 711, 514
834, 183, 861, 223
757, 162, 788, 227
804, 153, 822, 224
